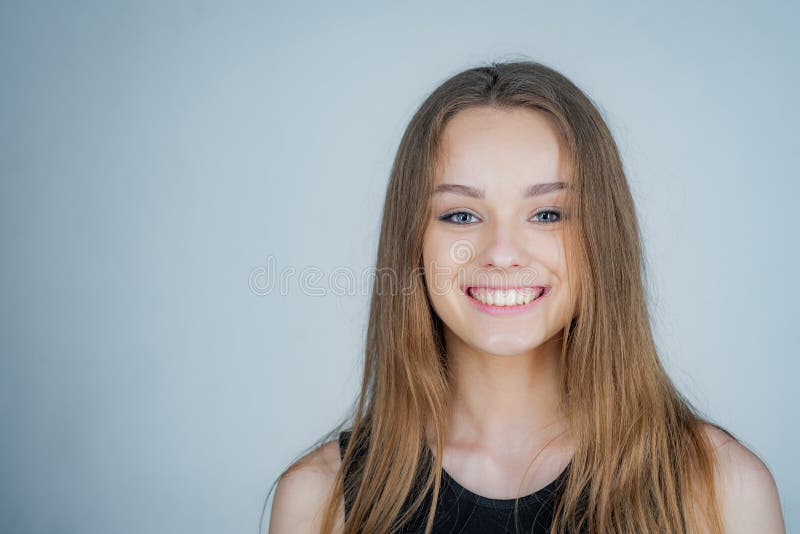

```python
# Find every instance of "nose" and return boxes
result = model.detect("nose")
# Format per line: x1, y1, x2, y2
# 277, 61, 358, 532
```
475, 222, 530, 271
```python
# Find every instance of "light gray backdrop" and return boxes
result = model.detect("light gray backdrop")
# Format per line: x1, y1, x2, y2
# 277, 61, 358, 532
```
1, 1, 796, 532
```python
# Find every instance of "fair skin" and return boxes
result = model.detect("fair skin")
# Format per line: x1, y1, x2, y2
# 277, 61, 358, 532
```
268, 106, 785, 533
420, 105, 577, 497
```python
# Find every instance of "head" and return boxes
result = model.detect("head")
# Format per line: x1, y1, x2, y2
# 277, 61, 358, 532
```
371, 60, 641, 396
422, 104, 579, 360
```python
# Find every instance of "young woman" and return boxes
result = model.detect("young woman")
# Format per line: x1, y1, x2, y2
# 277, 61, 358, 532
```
266, 61, 785, 533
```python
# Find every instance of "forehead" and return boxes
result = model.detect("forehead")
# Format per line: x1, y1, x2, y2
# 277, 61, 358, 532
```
435, 106, 568, 186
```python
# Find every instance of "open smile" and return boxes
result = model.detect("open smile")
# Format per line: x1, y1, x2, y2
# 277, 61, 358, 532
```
461, 286, 550, 316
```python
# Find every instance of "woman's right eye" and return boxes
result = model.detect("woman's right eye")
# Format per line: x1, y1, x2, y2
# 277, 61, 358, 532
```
439, 211, 479, 225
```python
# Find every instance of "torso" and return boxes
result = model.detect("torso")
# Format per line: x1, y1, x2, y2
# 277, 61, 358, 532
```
438, 435, 575, 501
330, 424, 772, 533
338, 430, 575, 533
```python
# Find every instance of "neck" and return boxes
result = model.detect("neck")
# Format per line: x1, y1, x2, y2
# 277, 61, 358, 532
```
443, 327, 568, 455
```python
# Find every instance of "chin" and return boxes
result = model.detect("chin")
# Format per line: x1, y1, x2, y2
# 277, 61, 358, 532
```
466, 335, 547, 358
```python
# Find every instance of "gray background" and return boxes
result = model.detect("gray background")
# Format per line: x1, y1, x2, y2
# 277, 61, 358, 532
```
1, 1, 796, 532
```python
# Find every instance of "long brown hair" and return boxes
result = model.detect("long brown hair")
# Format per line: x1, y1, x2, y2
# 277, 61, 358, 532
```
265, 59, 734, 534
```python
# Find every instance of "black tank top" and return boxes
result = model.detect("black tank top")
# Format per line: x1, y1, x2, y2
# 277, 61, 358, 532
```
338, 430, 572, 533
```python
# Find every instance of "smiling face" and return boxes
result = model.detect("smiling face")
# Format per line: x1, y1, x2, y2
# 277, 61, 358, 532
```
422, 105, 578, 358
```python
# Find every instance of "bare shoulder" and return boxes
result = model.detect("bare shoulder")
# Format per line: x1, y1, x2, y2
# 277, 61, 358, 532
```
268, 439, 344, 534
700, 423, 785, 533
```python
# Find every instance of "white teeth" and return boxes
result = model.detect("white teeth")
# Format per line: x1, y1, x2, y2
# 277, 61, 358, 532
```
468, 287, 544, 307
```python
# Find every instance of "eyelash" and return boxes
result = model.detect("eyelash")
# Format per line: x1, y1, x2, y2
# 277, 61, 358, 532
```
438, 209, 562, 225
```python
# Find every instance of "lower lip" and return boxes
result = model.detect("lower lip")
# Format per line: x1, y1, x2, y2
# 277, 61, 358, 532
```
462, 287, 549, 317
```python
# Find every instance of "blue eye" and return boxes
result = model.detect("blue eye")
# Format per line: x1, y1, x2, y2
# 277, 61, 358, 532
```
532, 209, 562, 224
438, 211, 479, 225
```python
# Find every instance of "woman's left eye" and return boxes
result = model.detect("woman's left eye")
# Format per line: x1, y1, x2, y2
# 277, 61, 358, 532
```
532, 209, 562, 223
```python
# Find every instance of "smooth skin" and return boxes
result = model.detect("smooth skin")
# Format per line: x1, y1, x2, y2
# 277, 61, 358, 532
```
268, 107, 785, 533
420, 106, 577, 499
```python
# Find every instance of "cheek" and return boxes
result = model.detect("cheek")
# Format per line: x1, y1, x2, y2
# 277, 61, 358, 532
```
422, 232, 452, 272
422, 232, 462, 306
545, 240, 579, 313
537, 235, 570, 278
541, 233, 564, 261
421, 234, 438, 293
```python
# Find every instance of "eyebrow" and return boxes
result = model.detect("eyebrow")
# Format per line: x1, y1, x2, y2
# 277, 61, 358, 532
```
432, 181, 568, 199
